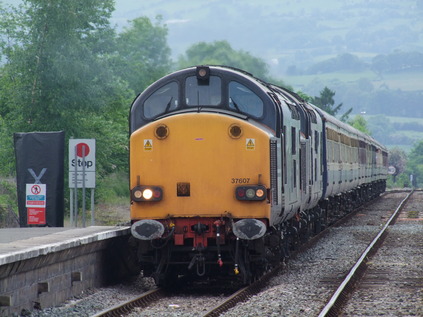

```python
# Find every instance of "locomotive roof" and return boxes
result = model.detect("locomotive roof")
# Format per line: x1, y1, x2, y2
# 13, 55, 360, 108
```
130, 65, 279, 133
130, 65, 387, 153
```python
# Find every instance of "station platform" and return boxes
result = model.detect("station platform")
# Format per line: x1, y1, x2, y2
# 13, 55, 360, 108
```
0, 226, 130, 265
0, 226, 133, 316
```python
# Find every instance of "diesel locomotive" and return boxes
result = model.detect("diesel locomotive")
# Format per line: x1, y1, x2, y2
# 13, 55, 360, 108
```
129, 65, 388, 285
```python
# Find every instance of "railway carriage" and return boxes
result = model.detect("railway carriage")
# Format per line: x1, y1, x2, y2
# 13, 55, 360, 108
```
129, 65, 388, 285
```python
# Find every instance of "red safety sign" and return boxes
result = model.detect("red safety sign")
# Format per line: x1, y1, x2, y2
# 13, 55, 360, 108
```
26, 183, 46, 225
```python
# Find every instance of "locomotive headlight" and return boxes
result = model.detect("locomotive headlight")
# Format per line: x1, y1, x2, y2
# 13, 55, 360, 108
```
246, 188, 256, 199
142, 189, 153, 200
255, 188, 265, 198
155, 124, 169, 139
133, 189, 143, 199
229, 124, 243, 139
132, 186, 163, 202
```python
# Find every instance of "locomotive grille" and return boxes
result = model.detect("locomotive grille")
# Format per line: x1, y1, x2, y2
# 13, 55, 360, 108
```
270, 139, 278, 205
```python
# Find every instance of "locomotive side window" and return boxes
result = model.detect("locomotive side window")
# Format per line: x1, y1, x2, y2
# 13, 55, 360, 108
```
185, 76, 221, 106
144, 82, 179, 119
229, 81, 264, 118
291, 127, 296, 155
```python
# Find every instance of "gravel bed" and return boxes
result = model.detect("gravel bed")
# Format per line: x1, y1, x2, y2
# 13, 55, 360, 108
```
27, 276, 156, 317
126, 293, 226, 317
27, 191, 413, 317
221, 192, 410, 317
342, 191, 423, 316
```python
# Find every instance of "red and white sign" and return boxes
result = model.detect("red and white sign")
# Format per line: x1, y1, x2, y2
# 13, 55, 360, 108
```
69, 139, 96, 188
26, 184, 46, 207
27, 207, 46, 225
26, 183, 46, 225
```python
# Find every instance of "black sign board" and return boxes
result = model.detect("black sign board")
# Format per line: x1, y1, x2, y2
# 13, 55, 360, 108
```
14, 131, 65, 227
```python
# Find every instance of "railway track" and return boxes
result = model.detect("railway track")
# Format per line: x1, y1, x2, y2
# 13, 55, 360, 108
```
92, 266, 285, 317
90, 190, 419, 317
318, 189, 422, 316
91, 288, 165, 317
90, 195, 382, 317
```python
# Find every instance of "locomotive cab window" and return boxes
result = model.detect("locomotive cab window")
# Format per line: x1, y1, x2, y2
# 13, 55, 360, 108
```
229, 81, 264, 118
144, 81, 179, 119
185, 76, 221, 106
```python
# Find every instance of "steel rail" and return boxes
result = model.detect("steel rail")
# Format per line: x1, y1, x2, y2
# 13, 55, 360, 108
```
318, 189, 414, 317
201, 190, 382, 317
91, 288, 165, 317
202, 264, 283, 317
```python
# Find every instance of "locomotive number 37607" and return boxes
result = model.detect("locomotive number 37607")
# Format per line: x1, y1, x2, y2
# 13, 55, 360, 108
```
231, 178, 250, 184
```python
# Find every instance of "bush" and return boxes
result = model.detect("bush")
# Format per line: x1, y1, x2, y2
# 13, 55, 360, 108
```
96, 171, 129, 204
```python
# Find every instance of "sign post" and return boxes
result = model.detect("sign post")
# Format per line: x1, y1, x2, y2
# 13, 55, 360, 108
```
69, 139, 96, 227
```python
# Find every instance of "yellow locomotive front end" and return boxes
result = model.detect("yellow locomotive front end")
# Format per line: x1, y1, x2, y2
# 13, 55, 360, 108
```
129, 66, 279, 285
130, 112, 271, 221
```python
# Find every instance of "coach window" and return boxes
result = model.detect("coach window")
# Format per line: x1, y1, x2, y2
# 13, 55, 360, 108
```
144, 82, 179, 119
185, 76, 221, 106
229, 81, 264, 118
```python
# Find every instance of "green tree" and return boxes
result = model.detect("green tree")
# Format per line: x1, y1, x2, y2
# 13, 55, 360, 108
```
113, 16, 171, 94
407, 141, 423, 187
178, 40, 270, 80
311, 87, 352, 122
0, 0, 122, 134
348, 115, 371, 134
0, 0, 133, 178
386, 147, 407, 187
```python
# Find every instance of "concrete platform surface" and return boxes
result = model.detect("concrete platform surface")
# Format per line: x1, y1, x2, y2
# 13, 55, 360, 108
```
0, 226, 130, 266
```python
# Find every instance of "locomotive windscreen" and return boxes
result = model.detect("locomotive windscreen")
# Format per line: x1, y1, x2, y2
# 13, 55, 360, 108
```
185, 76, 221, 106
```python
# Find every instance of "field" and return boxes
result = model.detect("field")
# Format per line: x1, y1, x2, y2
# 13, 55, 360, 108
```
285, 70, 423, 92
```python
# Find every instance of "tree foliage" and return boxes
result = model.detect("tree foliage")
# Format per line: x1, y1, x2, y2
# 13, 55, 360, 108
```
407, 141, 423, 187
348, 115, 371, 135
0, 1, 172, 179
0, 0, 122, 134
178, 40, 270, 79
113, 16, 171, 93
311, 87, 352, 122
388, 147, 407, 175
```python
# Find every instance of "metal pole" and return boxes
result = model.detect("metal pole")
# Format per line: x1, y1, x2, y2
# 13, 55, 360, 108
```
70, 188, 73, 226
82, 145, 86, 227
74, 146, 78, 227
91, 188, 95, 226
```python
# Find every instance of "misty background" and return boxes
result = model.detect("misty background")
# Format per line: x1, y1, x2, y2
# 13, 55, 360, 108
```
110, 0, 423, 150
2, 0, 423, 151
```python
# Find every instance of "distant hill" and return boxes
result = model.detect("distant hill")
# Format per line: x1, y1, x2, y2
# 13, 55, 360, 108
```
3, 0, 422, 150
112, 0, 423, 115
112, 0, 423, 75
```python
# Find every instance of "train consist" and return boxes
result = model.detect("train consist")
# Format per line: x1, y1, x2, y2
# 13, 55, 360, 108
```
129, 65, 388, 286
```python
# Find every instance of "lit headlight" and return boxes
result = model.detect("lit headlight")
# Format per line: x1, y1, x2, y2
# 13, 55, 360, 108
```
142, 189, 153, 200
132, 186, 163, 202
